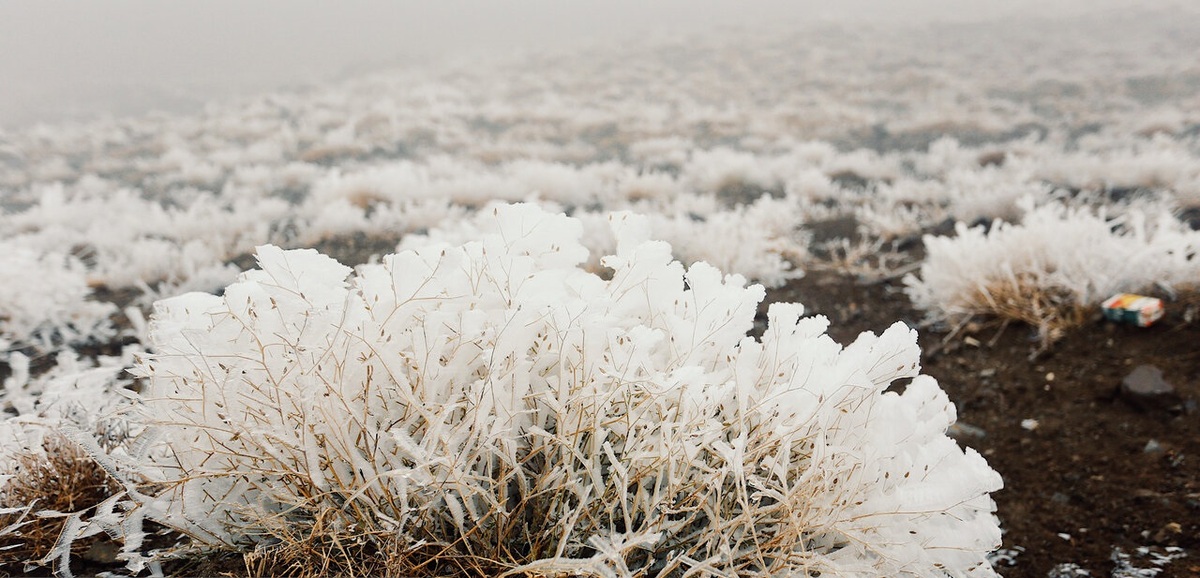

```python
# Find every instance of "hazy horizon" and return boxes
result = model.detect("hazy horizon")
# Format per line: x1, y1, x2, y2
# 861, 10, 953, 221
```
0, 0, 1189, 129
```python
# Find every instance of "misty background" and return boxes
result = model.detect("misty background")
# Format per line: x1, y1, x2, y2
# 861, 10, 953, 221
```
0, 0, 1186, 129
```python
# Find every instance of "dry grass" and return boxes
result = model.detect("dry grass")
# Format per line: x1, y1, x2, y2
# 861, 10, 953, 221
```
343, 188, 387, 210
240, 517, 509, 578
298, 145, 365, 164
970, 274, 1091, 346
0, 433, 120, 571
811, 236, 917, 283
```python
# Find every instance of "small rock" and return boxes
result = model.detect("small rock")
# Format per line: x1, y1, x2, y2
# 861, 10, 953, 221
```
979, 368, 997, 378
948, 422, 987, 439
1132, 488, 1172, 506
82, 540, 121, 564
1122, 365, 1174, 395
1021, 418, 1039, 431
1152, 522, 1183, 544
1119, 365, 1182, 412
1144, 439, 1163, 453
1187, 495, 1200, 510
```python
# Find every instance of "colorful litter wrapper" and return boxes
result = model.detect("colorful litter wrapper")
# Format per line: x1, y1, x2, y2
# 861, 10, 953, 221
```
1101, 293, 1164, 327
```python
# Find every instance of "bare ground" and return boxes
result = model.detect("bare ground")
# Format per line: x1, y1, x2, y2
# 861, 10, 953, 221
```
769, 265, 1200, 578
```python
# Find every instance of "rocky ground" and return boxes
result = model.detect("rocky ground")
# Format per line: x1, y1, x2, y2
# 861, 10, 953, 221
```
770, 239, 1200, 578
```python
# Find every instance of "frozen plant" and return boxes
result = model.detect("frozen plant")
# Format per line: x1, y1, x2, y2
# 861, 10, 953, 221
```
640, 196, 809, 288
106, 203, 999, 577
905, 199, 1200, 343
0, 245, 116, 351
0, 349, 137, 574
404, 196, 808, 288
1108, 546, 1188, 578
1046, 562, 1091, 577
2, 183, 286, 293
811, 237, 913, 283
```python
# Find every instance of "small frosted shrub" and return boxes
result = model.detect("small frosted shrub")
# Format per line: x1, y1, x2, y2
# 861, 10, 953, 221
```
0, 245, 116, 351
0, 433, 120, 571
404, 197, 806, 288
2, 184, 284, 300
682, 148, 781, 200
906, 200, 1200, 342
644, 196, 808, 288
127, 204, 1000, 577
0, 350, 137, 574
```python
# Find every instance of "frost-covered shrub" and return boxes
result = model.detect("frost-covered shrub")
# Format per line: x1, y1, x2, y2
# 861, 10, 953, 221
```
123, 203, 1001, 577
0, 433, 120, 571
2, 183, 284, 293
682, 148, 782, 199
856, 203, 932, 242
1031, 135, 1200, 193
641, 196, 808, 288
404, 197, 807, 288
856, 168, 1050, 242
943, 169, 1049, 225
0, 350, 135, 573
0, 245, 116, 351
0, 349, 139, 468
905, 200, 1200, 342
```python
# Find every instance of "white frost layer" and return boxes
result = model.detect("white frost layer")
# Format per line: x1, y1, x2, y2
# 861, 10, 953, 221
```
131, 203, 1002, 577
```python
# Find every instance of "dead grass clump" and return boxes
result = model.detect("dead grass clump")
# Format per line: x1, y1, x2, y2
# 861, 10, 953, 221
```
240, 512, 509, 578
0, 433, 120, 570
343, 188, 387, 210
812, 237, 916, 282
971, 274, 1091, 346
240, 511, 395, 578
298, 145, 365, 165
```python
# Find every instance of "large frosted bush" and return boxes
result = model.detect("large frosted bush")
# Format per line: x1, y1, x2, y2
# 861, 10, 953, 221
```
123, 203, 999, 576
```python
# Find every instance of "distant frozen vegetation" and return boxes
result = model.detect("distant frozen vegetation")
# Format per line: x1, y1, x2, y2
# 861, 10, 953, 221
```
1, 9, 1199, 576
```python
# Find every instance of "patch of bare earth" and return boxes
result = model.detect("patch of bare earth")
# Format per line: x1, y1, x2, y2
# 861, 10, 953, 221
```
768, 266, 1200, 578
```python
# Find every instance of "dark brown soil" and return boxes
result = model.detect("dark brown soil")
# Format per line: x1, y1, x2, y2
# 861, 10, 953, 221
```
769, 267, 1200, 578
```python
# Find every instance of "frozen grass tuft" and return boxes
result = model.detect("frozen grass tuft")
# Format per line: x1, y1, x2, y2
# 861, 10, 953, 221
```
0, 433, 120, 572
905, 199, 1200, 344
0, 245, 117, 351
0, 347, 142, 575
86, 203, 1005, 577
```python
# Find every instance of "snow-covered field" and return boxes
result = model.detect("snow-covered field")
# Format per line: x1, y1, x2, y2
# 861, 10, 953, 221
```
2, 8, 1199, 577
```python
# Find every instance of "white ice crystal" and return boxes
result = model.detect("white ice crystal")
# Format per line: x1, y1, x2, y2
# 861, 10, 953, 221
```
123, 203, 1001, 577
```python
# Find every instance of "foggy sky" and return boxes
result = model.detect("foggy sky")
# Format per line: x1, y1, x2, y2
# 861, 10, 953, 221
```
0, 0, 1185, 129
